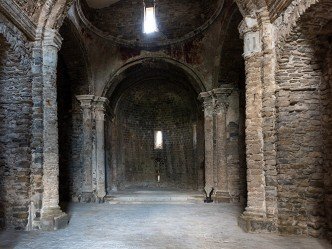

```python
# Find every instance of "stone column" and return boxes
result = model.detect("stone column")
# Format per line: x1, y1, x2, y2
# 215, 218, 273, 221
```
76, 95, 94, 197
213, 87, 233, 202
40, 28, 68, 230
238, 17, 274, 233
199, 92, 214, 194
94, 97, 109, 200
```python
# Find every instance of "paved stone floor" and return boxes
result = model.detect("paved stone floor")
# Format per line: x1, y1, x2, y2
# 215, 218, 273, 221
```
0, 202, 331, 249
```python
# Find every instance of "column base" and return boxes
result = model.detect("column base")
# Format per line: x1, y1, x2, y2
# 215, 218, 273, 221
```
238, 213, 277, 233
80, 192, 105, 203
80, 192, 97, 203
37, 207, 69, 231
214, 191, 231, 203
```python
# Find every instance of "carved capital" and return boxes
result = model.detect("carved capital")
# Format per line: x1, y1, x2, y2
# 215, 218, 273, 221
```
199, 92, 214, 116
94, 97, 109, 112
213, 87, 233, 114
76, 95, 94, 109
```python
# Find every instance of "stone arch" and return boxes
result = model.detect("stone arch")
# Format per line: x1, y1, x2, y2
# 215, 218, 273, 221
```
275, 0, 332, 238
275, 0, 321, 46
102, 57, 206, 99
36, 0, 69, 30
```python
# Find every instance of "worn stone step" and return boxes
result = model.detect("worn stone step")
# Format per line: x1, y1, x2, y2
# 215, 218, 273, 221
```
104, 190, 204, 204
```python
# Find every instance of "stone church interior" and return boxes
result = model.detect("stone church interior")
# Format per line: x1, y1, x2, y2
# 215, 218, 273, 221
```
0, 0, 331, 248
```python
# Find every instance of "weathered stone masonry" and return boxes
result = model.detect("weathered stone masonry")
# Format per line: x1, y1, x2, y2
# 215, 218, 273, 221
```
275, 0, 332, 237
0, 14, 32, 230
0, 0, 331, 242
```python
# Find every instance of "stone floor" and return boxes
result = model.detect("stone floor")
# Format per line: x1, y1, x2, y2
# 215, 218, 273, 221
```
0, 192, 331, 249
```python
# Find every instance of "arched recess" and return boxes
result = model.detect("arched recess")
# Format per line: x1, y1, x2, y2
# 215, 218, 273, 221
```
104, 59, 205, 191
57, 18, 91, 202
0, 18, 32, 230
275, 0, 332, 238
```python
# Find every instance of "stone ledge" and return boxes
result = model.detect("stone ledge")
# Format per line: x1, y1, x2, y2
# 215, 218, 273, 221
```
238, 214, 277, 233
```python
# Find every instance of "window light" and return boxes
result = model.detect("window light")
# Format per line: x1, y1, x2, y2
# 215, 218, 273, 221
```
143, 4, 158, 34
154, 131, 163, 149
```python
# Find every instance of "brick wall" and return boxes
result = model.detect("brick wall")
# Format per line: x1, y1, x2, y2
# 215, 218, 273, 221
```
0, 15, 32, 230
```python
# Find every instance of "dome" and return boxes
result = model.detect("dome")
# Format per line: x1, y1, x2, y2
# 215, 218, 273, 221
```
78, 0, 224, 47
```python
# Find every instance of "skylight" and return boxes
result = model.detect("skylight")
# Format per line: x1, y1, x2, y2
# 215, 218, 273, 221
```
144, 6, 158, 34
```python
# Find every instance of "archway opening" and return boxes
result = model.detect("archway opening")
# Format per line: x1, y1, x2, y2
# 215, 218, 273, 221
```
105, 60, 204, 192
57, 20, 90, 203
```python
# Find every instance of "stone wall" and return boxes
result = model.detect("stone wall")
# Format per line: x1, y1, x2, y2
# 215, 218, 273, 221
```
110, 80, 203, 190
275, 0, 332, 237
0, 14, 32, 230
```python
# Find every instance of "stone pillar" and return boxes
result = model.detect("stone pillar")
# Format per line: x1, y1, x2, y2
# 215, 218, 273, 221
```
94, 97, 109, 200
76, 95, 94, 197
40, 29, 68, 230
213, 87, 233, 202
237, 16, 275, 233
199, 92, 214, 194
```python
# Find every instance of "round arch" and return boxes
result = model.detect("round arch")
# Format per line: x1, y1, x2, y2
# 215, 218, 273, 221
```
102, 57, 207, 99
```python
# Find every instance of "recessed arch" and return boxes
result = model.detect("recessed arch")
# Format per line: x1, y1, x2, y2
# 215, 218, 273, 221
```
104, 58, 205, 191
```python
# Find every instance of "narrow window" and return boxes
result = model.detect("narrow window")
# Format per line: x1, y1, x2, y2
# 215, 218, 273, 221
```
154, 131, 163, 149
143, 3, 158, 34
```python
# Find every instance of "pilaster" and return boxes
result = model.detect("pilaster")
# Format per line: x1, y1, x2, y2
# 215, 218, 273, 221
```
199, 92, 214, 195
94, 97, 109, 200
76, 95, 95, 198
39, 28, 68, 231
213, 87, 233, 203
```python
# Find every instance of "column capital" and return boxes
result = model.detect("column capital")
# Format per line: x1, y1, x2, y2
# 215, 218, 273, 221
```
94, 96, 109, 112
239, 17, 262, 58
212, 87, 233, 114
76, 95, 95, 109
238, 16, 259, 37
198, 91, 214, 116
43, 28, 62, 50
